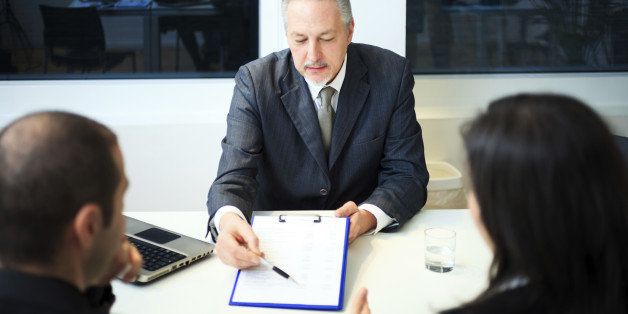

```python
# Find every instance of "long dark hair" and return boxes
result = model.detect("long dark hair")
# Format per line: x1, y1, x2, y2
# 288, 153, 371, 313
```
462, 94, 628, 313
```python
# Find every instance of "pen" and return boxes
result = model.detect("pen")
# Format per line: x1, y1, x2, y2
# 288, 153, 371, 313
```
259, 257, 299, 285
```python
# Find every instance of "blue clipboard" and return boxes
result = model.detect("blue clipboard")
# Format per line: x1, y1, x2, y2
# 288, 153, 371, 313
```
228, 215, 350, 311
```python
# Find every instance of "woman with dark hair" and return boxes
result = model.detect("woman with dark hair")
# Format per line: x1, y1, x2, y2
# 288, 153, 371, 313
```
351, 94, 628, 314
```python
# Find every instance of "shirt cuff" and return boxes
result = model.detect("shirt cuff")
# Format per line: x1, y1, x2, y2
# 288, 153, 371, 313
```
358, 203, 395, 235
214, 205, 246, 234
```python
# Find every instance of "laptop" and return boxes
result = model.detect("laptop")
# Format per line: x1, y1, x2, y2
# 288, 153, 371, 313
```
124, 215, 214, 284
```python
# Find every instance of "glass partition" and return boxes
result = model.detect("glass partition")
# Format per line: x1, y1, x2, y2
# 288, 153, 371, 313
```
0, 0, 258, 79
406, 0, 628, 74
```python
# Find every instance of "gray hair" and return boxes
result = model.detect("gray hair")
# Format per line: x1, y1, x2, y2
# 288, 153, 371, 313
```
282, 0, 353, 29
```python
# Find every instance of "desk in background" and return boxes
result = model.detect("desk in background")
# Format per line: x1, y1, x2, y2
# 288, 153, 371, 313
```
113, 210, 492, 313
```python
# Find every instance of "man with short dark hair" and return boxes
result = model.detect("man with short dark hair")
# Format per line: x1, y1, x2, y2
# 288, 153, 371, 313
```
207, 0, 429, 269
0, 112, 142, 314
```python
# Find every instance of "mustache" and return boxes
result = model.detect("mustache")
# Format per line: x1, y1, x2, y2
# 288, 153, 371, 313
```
304, 61, 328, 68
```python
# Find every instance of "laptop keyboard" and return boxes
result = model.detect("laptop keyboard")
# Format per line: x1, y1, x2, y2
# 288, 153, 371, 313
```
128, 236, 186, 271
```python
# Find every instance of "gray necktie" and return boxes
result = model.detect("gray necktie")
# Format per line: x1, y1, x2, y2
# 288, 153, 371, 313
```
317, 86, 335, 155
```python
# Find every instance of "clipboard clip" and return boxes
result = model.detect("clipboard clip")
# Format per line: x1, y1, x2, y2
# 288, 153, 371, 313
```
278, 215, 322, 223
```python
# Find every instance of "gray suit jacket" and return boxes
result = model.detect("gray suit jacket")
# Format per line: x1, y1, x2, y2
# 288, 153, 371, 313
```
207, 43, 428, 238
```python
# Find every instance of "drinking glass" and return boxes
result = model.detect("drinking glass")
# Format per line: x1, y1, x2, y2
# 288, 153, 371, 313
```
424, 228, 456, 273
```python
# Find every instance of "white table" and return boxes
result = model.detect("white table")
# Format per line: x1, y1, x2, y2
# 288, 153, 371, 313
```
112, 210, 492, 314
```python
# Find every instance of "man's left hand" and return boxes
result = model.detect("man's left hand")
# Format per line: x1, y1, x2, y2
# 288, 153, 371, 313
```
335, 201, 376, 243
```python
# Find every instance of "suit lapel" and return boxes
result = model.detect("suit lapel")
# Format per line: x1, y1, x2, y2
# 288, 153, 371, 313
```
280, 62, 329, 175
329, 45, 370, 169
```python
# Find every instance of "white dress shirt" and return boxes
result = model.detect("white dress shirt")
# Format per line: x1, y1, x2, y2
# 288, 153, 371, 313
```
214, 54, 395, 235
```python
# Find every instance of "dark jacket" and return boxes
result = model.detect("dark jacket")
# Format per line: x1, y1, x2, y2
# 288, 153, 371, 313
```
0, 269, 114, 314
207, 43, 428, 237
442, 285, 547, 314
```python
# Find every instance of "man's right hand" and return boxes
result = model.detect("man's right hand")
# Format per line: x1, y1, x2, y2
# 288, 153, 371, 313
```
215, 212, 262, 269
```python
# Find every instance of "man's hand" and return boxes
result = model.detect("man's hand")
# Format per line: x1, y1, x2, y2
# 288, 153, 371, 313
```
100, 238, 143, 285
215, 212, 262, 269
350, 287, 371, 314
335, 201, 377, 243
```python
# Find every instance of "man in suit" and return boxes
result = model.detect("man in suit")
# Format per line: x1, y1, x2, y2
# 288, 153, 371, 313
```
0, 112, 142, 313
207, 0, 429, 268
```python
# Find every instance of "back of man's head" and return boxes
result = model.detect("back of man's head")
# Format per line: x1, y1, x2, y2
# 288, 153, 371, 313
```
0, 111, 119, 267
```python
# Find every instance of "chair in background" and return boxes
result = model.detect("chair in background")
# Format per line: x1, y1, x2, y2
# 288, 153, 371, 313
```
39, 5, 136, 73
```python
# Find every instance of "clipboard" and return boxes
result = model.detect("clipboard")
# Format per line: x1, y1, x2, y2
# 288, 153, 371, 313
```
229, 214, 350, 311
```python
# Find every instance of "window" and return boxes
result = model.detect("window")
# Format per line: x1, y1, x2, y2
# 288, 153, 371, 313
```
0, 0, 258, 79
406, 0, 628, 74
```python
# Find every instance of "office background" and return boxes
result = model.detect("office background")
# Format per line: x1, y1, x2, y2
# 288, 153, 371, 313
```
0, 0, 626, 213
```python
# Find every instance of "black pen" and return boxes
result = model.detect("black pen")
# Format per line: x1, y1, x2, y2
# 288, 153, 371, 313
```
259, 257, 299, 285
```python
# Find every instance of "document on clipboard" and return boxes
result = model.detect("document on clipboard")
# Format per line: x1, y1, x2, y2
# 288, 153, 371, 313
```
229, 215, 350, 311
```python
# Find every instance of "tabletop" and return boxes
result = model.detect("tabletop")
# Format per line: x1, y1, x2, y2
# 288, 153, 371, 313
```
112, 209, 492, 314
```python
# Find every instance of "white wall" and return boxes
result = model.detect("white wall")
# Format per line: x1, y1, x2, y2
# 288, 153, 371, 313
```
0, 79, 235, 211
415, 73, 628, 178
0, 1, 626, 212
